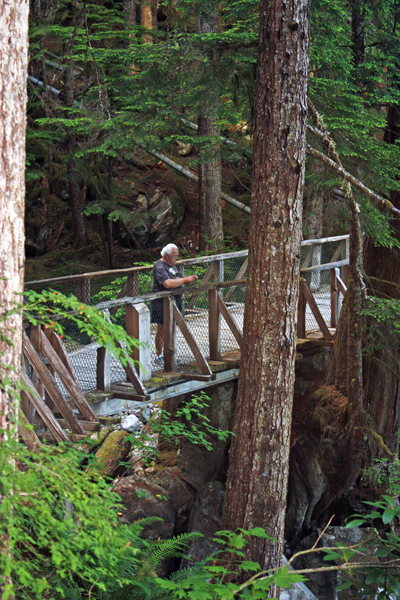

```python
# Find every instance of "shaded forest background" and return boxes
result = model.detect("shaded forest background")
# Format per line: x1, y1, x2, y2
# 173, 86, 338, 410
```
25, 0, 400, 281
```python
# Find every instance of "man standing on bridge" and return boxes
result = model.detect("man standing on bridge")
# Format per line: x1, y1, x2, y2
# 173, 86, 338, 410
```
151, 244, 198, 364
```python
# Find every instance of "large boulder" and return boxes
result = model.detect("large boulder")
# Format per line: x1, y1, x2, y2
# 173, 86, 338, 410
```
177, 438, 227, 490
183, 481, 225, 567
124, 187, 184, 248
90, 430, 131, 478
113, 475, 177, 540
151, 467, 196, 534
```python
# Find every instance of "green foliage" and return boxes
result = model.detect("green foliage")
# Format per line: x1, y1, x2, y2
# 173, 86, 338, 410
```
0, 436, 200, 600
362, 456, 400, 494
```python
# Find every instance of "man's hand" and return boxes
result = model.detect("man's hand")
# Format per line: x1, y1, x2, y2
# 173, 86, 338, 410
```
185, 274, 199, 284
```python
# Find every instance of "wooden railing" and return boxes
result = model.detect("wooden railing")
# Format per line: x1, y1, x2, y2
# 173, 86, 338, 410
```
23, 235, 349, 401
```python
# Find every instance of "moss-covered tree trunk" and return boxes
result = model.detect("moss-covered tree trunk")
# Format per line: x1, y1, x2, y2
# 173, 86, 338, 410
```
222, 0, 310, 582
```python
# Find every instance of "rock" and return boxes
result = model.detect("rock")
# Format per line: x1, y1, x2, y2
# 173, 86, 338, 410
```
113, 475, 177, 540
129, 187, 184, 248
175, 141, 193, 156
90, 430, 131, 478
177, 438, 227, 490
25, 224, 47, 257
183, 481, 225, 567
141, 406, 152, 423
291, 526, 379, 600
121, 414, 141, 432
150, 467, 196, 534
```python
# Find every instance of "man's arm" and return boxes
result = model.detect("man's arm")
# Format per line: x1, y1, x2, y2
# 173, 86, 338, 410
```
163, 274, 198, 289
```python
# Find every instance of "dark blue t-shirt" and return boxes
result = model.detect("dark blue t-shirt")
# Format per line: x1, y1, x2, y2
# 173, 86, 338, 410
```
151, 260, 183, 311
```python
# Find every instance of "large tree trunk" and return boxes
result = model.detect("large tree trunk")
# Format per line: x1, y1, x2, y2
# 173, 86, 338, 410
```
222, 0, 310, 581
0, 0, 29, 436
197, 2, 223, 253
0, 0, 29, 594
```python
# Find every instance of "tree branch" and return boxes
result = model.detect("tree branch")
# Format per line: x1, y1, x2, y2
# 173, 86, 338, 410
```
306, 143, 400, 218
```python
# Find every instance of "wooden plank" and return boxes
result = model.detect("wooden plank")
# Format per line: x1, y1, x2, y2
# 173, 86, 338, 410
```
297, 279, 306, 338
40, 331, 98, 422
300, 234, 349, 247
302, 283, 333, 342
57, 419, 101, 432
22, 332, 85, 434
30, 324, 43, 407
172, 302, 213, 377
330, 268, 338, 328
43, 328, 56, 411
109, 391, 150, 401
50, 331, 80, 388
20, 369, 70, 442
114, 339, 148, 395
208, 288, 221, 360
180, 373, 213, 382
301, 259, 349, 274
217, 293, 243, 348
337, 275, 347, 295
163, 297, 176, 372
18, 408, 41, 451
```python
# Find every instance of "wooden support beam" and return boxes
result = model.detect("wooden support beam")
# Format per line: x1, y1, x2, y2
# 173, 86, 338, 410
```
49, 331, 81, 388
97, 346, 111, 391
337, 275, 347, 296
330, 268, 338, 328
43, 327, 56, 411
330, 240, 345, 263
297, 279, 306, 338
18, 408, 41, 451
208, 288, 221, 361
172, 302, 213, 377
109, 391, 150, 401
57, 419, 101, 432
302, 283, 333, 342
114, 339, 148, 395
20, 369, 70, 442
22, 332, 85, 434
29, 324, 42, 423
163, 296, 176, 372
180, 373, 213, 382
126, 302, 151, 381
217, 292, 243, 348
40, 331, 98, 422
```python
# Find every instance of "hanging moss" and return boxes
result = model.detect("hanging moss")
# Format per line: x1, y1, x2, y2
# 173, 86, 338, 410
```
308, 385, 349, 436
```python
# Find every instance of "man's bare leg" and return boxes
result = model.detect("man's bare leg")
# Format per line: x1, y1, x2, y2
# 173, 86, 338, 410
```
155, 324, 164, 356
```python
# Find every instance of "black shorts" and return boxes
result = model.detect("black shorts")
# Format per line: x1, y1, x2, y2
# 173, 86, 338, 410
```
150, 300, 164, 325
150, 298, 182, 326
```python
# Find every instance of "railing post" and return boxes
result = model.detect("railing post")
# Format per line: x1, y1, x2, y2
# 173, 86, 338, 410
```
343, 264, 349, 287
310, 243, 322, 292
163, 297, 176, 372
297, 278, 306, 339
208, 288, 221, 360
126, 302, 151, 381
97, 309, 111, 391
330, 268, 338, 328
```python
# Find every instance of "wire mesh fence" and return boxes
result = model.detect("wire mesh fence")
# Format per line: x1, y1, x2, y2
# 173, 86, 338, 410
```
24, 237, 349, 395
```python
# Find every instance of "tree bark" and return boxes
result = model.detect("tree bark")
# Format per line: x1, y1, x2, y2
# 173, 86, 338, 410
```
222, 0, 310, 581
0, 0, 29, 595
197, 2, 223, 253
0, 0, 29, 436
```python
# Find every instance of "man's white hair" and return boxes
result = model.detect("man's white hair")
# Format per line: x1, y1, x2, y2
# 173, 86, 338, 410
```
161, 243, 178, 257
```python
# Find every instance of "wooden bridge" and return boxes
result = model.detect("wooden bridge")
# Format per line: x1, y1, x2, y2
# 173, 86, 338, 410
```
20, 235, 349, 447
